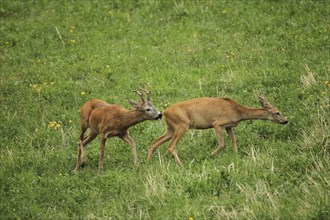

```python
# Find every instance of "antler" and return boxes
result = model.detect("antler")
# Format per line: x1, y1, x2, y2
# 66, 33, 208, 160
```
132, 88, 146, 103
130, 87, 152, 105
142, 89, 152, 101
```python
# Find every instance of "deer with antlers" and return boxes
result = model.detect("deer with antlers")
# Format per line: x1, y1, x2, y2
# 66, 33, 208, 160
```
75, 89, 162, 174
147, 96, 288, 165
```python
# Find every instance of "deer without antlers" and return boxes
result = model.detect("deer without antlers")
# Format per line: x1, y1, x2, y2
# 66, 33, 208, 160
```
75, 89, 162, 174
147, 96, 288, 165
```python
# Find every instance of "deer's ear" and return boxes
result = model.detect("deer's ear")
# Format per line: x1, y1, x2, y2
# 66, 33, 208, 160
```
259, 96, 272, 109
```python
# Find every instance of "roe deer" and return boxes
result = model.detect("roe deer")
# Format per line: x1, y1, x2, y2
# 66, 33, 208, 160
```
147, 96, 288, 165
75, 89, 162, 174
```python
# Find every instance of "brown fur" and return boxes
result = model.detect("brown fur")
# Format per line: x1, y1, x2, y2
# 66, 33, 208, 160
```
147, 96, 288, 165
75, 90, 161, 174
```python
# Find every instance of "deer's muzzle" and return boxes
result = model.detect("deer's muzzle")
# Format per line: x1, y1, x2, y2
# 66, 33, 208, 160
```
155, 112, 163, 120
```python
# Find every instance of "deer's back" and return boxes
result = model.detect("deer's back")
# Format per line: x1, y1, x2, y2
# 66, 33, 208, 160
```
90, 104, 127, 123
163, 97, 242, 129
80, 99, 111, 126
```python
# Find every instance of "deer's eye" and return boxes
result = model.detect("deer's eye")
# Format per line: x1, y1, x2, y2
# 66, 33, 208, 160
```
275, 112, 281, 116
146, 108, 151, 112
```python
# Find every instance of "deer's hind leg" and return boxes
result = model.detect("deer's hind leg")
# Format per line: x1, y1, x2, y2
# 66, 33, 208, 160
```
167, 125, 188, 165
147, 125, 174, 161
75, 126, 87, 172
98, 134, 107, 175
75, 128, 98, 171
226, 127, 237, 153
211, 123, 226, 156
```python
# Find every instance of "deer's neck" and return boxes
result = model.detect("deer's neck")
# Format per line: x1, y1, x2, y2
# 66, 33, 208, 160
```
239, 107, 268, 121
121, 109, 145, 128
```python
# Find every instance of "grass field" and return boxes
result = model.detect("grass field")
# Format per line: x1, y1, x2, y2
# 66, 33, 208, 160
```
1, 0, 329, 219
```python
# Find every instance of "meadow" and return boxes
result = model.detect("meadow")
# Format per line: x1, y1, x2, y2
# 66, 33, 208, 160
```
0, 0, 329, 219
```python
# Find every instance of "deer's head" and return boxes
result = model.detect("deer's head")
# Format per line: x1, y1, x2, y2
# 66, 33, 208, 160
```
259, 96, 288, 124
128, 89, 162, 120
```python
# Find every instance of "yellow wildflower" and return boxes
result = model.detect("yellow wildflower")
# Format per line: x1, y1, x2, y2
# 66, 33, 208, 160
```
30, 82, 48, 93
48, 121, 61, 130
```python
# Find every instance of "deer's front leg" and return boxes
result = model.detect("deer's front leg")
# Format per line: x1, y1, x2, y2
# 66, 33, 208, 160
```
211, 123, 225, 156
120, 131, 138, 165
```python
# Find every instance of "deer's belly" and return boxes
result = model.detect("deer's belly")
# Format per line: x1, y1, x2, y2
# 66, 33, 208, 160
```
189, 120, 213, 129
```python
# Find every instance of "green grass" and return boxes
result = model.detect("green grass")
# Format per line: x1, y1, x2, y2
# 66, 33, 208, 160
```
1, 0, 329, 219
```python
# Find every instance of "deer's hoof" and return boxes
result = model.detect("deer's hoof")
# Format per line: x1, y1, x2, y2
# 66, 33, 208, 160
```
80, 161, 86, 168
